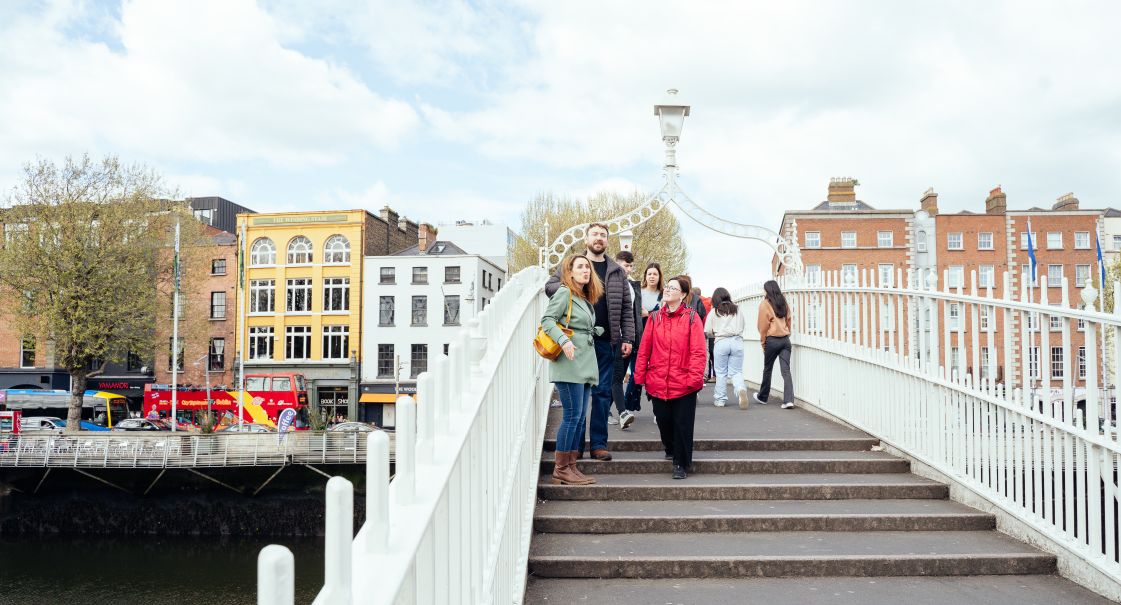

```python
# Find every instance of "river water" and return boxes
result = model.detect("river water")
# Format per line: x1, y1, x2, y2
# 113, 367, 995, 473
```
0, 534, 325, 604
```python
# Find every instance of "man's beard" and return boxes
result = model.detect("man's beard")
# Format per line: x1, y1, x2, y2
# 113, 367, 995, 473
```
587, 241, 606, 255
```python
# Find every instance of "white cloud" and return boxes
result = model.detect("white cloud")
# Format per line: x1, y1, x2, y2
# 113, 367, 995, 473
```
0, 0, 419, 172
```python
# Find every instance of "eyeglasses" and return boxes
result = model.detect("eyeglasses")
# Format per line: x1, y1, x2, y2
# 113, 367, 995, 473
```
663, 285, 682, 292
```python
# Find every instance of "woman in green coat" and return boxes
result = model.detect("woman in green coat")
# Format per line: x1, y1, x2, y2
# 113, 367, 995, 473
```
542, 254, 604, 485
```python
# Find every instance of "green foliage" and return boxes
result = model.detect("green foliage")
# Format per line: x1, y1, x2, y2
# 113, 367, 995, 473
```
508, 190, 689, 278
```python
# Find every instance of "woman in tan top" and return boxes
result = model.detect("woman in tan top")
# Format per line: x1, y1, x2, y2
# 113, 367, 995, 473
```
753, 280, 795, 409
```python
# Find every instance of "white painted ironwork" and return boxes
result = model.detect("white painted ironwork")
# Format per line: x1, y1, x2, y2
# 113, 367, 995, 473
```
0, 431, 388, 467
260, 265, 551, 604
737, 267, 1121, 587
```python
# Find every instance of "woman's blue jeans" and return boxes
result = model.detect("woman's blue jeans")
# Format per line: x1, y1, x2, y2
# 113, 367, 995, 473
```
554, 381, 591, 452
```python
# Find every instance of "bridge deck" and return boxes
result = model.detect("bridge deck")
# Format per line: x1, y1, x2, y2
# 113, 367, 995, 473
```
527, 383, 1114, 604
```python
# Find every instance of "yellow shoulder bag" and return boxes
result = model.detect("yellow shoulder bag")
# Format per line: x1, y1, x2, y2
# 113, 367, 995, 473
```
534, 291, 574, 361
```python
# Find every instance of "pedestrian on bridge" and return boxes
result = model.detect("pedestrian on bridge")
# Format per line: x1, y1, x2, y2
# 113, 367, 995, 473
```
753, 280, 795, 409
634, 274, 707, 480
541, 254, 603, 486
545, 223, 635, 462
611, 250, 643, 431
705, 287, 750, 409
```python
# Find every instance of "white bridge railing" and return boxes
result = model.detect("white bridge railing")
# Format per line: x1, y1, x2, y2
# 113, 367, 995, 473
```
258, 266, 551, 604
737, 267, 1121, 588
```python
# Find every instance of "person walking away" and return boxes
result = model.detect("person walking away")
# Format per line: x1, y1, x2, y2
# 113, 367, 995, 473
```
541, 254, 604, 485
634, 275, 707, 480
688, 286, 713, 382
545, 223, 635, 460
612, 251, 643, 430
624, 262, 662, 417
705, 287, 749, 409
753, 280, 795, 409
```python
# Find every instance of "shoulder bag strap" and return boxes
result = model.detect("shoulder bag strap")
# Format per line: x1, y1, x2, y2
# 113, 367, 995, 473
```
563, 291, 574, 328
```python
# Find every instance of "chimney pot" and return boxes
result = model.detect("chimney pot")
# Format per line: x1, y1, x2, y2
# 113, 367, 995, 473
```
827, 177, 858, 205
920, 187, 939, 215
1052, 192, 1079, 211
985, 186, 1007, 215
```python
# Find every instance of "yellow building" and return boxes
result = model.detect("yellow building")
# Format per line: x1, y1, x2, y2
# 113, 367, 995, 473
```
234, 207, 419, 420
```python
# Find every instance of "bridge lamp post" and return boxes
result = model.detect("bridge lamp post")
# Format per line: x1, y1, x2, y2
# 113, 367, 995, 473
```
655, 88, 690, 172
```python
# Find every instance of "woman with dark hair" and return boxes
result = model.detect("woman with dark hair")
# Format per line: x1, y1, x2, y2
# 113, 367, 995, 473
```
634, 274, 707, 480
753, 280, 795, 409
704, 287, 749, 409
622, 262, 664, 418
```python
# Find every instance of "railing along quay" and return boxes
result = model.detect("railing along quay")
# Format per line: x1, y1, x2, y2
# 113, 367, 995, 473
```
0, 430, 395, 468
737, 267, 1121, 595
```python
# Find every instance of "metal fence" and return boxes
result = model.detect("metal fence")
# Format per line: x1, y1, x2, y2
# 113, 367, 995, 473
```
737, 267, 1121, 588
258, 265, 551, 605
0, 430, 392, 468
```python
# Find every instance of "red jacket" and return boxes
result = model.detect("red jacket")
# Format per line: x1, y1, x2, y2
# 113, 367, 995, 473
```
633, 303, 707, 400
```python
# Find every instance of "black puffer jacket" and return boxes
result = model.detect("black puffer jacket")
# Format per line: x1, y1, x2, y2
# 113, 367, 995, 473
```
545, 256, 635, 346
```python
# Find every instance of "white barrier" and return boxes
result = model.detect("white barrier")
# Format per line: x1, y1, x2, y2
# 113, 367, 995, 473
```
260, 265, 550, 604
738, 268, 1121, 590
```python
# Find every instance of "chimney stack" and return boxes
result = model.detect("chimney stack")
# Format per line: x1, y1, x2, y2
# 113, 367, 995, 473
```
1052, 192, 1079, 211
985, 186, 1006, 215
398, 216, 408, 232
417, 223, 435, 253
919, 187, 939, 215
827, 177, 858, 205
380, 205, 399, 225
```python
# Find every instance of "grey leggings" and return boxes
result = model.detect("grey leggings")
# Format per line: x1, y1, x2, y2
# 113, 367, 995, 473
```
758, 335, 793, 403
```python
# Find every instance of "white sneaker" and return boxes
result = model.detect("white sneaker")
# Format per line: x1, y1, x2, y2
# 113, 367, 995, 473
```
714, 400, 726, 407
607, 414, 619, 425
619, 410, 635, 429
737, 388, 749, 410
781, 402, 795, 409
752, 392, 767, 405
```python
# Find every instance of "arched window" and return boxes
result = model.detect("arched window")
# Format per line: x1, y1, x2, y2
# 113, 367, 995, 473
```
287, 236, 313, 264
324, 235, 350, 263
250, 238, 276, 266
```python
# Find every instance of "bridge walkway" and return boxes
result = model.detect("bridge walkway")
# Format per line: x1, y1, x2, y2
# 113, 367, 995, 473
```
524, 385, 1114, 604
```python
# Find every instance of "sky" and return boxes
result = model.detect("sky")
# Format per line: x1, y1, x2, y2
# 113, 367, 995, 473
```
2, 0, 1121, 289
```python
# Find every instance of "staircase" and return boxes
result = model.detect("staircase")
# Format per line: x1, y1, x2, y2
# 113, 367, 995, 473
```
525, 391, 1115, 604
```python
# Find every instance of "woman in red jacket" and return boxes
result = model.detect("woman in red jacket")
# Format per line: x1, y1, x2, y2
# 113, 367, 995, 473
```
634, 274, 708, 480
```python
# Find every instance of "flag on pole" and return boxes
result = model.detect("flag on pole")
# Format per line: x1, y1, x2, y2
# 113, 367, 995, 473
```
1026, 218, 1037, 285
1097, 230, 1106, 287
173, 221, 181, 291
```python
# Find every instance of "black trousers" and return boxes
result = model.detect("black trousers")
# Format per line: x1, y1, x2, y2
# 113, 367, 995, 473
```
705, 337, 715, 378
758, 335, 793, 403
611, 342, 628, 415
651, 391, 698, 468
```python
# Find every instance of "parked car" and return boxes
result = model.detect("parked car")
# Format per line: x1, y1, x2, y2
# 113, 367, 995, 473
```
327, 421, 379, 433
218, 423, 276, 433
20, 417, 110, 432
111, 418, 171, 432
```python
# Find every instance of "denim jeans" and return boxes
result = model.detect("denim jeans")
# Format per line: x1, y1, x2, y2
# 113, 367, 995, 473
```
713, 338, 745, 404
582, 338, 615, 453
554, 382, 591, 452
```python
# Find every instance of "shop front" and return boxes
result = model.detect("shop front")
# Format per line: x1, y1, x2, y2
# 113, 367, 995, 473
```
87, 376, 155, 410
358, 382, 416, 428
239, 361, 358, 423
0, 368, 70, 391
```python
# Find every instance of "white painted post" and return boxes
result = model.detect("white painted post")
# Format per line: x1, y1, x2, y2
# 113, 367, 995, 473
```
467, 317, 488, 380
366, 430, 389, 553
396, 395, 417, 505
257, 545, 294, 605
416, 372, 435, 465
320, 476, 352, 605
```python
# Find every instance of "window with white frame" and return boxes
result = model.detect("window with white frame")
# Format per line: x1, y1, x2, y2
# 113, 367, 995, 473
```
210, 291, 226, 319
805, 265, 822, 286
287, 236, 313, 264
323, 235, 350, 263
805, 232, 821, 248
411, 295, 427, 326
878, 264, 894, 287
880, 300, 894, 331
978, 265, 995, 289
1046, 232, 1063, 250
380, 267, 395, 284
1051, 346, 1064, 378
878, 231, 893, 248
950, 346, 961, 378
1026, 309, 1040, 331
841, 231, 856, 248
248, 326, 274, 360
1049, 304, 1061, 330
947, 232, 963, 250
917, 230, 928, 252
1022, 263, 1039, 286
250, 238, 276, 266
322, 325, 349, 359
19, 337, 34, 368
1079, 347, 1087, 379
1078, 304, 1086, 331
842, 303, 858, 330
286, 278, 312, 312
1047, 264, 1063, 288
1028, 347, 1040, 379
948, 303, 961, 329
444, 295, 461, 325
413, 267, 428, 284
249, 279, 275, 313
978, 232, 994, 250
841, 264, 858, 285
1074, 231, 1090, 249
947, 265, 964, 289
379, 296, 394, 326
285, 326, 311, 359
979, 305, 992, 330
1114, 235, 1121, 251
980, 347, 992, 380
323, 277, 350, 311
1020, 232, 1038, 250
445, 266, 461, 283
1075, 264, 1091, 288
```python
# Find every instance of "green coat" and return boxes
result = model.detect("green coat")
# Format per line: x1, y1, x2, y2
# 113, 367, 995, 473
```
541, 286, 602, 385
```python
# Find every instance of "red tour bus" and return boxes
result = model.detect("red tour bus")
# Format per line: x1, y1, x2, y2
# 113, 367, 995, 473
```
143, 372, 310, 429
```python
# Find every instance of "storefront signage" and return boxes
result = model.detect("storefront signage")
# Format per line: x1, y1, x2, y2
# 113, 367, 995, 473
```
253, 214, 349, 226
320, 398, 349, 405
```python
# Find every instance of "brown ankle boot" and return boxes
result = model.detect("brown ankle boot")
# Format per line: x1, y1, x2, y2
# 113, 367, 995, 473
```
550, 451, 593, 485
567, 451, 596, 484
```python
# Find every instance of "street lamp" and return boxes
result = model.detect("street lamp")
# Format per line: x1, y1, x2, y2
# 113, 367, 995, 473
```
654, 88, 691, 169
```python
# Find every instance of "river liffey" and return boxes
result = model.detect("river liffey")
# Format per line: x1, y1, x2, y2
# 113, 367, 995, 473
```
0, 534, 324, 604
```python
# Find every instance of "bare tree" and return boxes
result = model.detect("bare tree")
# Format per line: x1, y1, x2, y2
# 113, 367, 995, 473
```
508, 190, 689, 277
0, 155, 205, 432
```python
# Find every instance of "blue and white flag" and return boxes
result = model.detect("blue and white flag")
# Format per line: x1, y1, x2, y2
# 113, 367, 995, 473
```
1097, 231, 1106, 287
1026, 218, 1037, 285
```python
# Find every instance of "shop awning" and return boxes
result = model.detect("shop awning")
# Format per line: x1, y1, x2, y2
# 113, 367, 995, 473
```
359, 393, 399, 404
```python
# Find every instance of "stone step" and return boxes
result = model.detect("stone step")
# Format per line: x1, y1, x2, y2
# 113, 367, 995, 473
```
527, 530, 1055, 578
524, 576, 1116, 604
541, 450, 909, 475
538, 473, 948, 501
543, 437, 879, 452
533, 499, 995, 533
